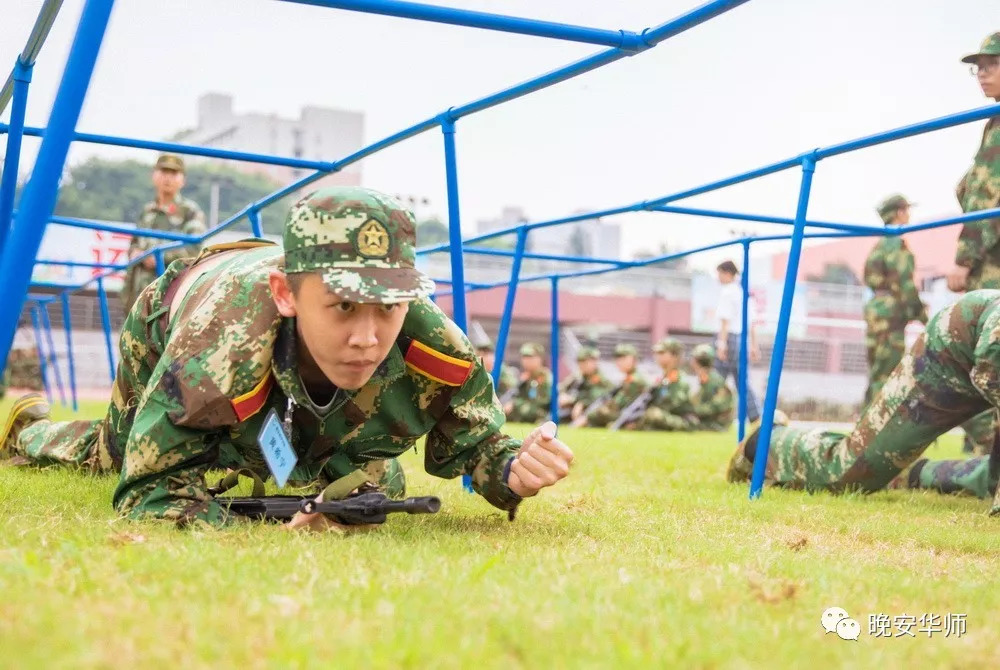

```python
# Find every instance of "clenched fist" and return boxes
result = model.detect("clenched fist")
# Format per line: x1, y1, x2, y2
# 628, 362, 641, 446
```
507, 421, 574, 498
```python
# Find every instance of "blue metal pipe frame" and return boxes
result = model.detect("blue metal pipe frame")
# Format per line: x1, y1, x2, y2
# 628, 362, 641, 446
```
29, 304, 52, 403
38, 299, 67, 406
441, 116, 468, 333
737, 240, 750, 442
550, 276, 560, 424
492, 226, 528, 383
0, 60, 32, 256
96, 276, 116, 383
60, 292, 78, 411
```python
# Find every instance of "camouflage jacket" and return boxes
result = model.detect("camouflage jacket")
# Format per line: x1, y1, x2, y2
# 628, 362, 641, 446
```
691, 369, 734, 431
558, 370, 613, 409
122, 194, 207, 308
587, 371, 648, 421
648, 369, 694, 417
495, 364, 519, 398
112, 244, 522, 525
955, 117, 1000, 287
863, 236, 927, 325
510, 368, 553, 420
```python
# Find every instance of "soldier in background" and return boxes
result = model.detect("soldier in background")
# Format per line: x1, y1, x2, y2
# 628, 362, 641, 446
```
862, 194, 927, 405
944, 33, 1000, 456
624, 338, 695, 431
505, 343, 553, 424
557, 346, 612, 423
475, 340, 518, 401
689, 344, 734, 432
120, 154, 206, 311
577, 343, 648, 428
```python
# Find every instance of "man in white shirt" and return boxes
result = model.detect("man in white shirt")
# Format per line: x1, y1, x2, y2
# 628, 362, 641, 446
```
714, 260, 761, 421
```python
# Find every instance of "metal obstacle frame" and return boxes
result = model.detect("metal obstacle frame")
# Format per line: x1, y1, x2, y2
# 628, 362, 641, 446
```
1, 0, 999, 499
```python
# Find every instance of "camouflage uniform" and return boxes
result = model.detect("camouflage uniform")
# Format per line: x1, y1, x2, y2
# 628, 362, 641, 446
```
584, 344, 648, 428
954, 37, 1000, 455
507, 343, 552, 424
690, 344, 734, 431
556, 347, 612, 421
863, 195, 927, 405
630, 338, 694, 431
726, 290, 1000, 515
475, 340, 518, 399
120, 156, 206, 311
6, 187, 523, 526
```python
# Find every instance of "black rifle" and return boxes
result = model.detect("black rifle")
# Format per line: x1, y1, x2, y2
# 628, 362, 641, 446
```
557, 377, 585, 422
219, 491, 441, 524
498, 386, 518, 405
610, 387, 654, 431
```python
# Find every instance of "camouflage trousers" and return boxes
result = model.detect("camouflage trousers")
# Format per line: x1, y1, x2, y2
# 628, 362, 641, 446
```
961, 410, 997, 455
507, 401, 548, 424
863, 316, 904, 406
728, 293, 1000, 513
585, 403, 619, 428
631, 407, 692, 431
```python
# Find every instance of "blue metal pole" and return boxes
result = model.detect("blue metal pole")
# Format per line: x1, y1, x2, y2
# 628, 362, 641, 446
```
737, 240, 750, 442
0, 0, 115, 379
49, 214, 200, 242
96, 276, 115, 383
493, 226, 528, 383
60, 292, 78, 411
248, 209, 264, 237
0, 60, 32, 256
154, 249, 165, 276
550, 276, 560, 425
749, 156, 817, 500
29, 304, 51, 403
38, 300, 66, 406
440, 116, 468, 332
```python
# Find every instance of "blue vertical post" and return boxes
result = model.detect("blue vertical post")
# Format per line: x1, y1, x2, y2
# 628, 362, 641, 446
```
96, 276, 116, 383
0, 0, 116, 378
29, 304, 51, 403
749, 156, 817, 499
737, 239, 750, 442
248, 209, 264, 237
549, 276, 560, 424
38, 300, 66, 407
492, 226, 528, 382
0, 59, 32, 254
60, 292, 78, 411
154, 249, 165, 276
440, 116, 468, 333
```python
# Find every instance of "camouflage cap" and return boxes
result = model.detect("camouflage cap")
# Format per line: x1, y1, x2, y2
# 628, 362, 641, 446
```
474, 339, 495, 353
283, 186, 434, 304
614, 343, 637, 358
961, 32, 1000, 64
652, 337, 683, 355
520, 342, 544, 357
155, 153, 185, 172
876, 194, 914, 223
576, 346, 600, 361
692, 343, 715, 364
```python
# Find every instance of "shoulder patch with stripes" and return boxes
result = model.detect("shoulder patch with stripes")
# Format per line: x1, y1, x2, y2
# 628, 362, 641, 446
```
404, 340, 474, 386
231, 373, 274, 422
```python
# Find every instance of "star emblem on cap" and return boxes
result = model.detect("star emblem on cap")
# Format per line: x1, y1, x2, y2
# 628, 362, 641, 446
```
357, 219, 390, 258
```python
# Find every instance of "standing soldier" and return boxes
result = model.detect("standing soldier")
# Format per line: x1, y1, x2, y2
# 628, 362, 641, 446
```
0, 187, 574, 528
475, 339, 518, 401
505, 343, 553, 424
576, 343, 647, 428
945, 33, 1000, 456
726, 290, 1000, 515
557, 346, 612, 422
120, 154, 206, 311
625, 338, 695, 431
689, 344, 734, 432
863, 194, 927, 405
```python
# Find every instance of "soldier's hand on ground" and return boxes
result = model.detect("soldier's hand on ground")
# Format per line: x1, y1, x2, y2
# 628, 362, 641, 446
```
507, 421, 574, 498
283, 490, 378, 534
947, 264, 970, 292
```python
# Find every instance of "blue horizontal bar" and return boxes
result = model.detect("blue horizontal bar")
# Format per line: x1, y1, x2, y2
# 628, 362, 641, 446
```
645, 156, 801, 207
46, 214, 200, 243
35, 258, 126, 270
448, 246, 633, 266
280, 0, 642, 49
895, 206, 1000, 235
0, 124, 335, 172
651, 205, 877, 234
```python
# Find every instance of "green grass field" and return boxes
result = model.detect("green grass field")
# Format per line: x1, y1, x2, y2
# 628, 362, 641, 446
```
1, 397, 998, 668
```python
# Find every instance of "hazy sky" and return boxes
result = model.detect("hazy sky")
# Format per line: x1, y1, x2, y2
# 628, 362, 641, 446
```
1, 0, 997, 268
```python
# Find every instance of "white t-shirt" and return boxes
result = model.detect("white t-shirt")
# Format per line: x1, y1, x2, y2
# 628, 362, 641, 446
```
715, 282, 752, 335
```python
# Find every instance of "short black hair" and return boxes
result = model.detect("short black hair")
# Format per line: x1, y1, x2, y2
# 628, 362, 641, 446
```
717, 260, 739, 275
286, 271, 320, 296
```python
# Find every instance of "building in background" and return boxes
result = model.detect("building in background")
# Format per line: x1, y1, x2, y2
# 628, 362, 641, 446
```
475, 207, 622, 258
172, 92, 365, 188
